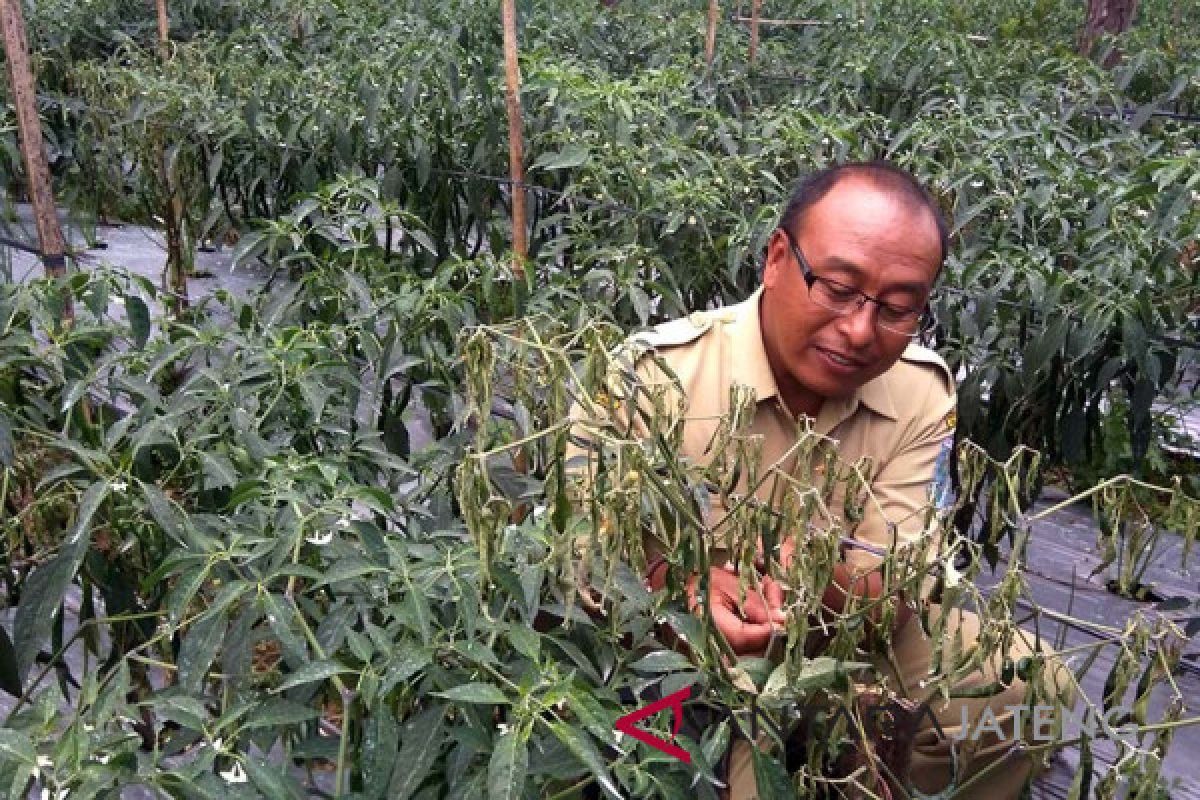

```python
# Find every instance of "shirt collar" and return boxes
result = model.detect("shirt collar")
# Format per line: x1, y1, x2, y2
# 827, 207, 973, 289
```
726, 286, 780, 403
724, 286, 899, 423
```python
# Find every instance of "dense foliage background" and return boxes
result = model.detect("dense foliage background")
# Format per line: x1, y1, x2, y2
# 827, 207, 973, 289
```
0, 0, 1198, 797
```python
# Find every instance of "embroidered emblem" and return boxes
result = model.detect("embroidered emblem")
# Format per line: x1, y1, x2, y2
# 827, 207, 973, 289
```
930, 436, 955, 511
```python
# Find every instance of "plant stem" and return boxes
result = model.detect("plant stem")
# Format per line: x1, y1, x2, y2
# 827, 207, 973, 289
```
1027, 475, 1175, 523
334, 687, 353, 797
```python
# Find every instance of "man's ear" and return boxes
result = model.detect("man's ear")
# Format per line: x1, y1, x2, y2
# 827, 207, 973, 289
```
762, 228, 785, 289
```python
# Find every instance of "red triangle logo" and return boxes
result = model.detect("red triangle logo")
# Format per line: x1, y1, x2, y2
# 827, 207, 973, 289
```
614, 686, 692, 763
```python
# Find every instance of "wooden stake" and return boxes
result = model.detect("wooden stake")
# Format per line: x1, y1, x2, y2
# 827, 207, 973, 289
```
152, 1, 189, 316
154, 0, 169, 55
501, 0, 528, 279
161, 141, 190, 317
704, 0, 719, 71
748, 0, 762, 65
1078, 0, 1139, 66
734, 15, 825, 26
0, 0, 72, 322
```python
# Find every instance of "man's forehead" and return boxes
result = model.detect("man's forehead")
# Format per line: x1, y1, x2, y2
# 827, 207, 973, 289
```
800, 180, 942, 276
809, 177, 938, 228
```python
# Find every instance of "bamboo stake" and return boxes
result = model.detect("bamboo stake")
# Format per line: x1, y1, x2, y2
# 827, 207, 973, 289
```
704, 0, 719, 71
0, 0, 72, 322
501, 0, 528, 279
748, 0, 762, 66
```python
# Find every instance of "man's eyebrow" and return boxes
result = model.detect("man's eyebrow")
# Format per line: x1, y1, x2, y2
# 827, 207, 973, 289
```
821, 256, 929, 295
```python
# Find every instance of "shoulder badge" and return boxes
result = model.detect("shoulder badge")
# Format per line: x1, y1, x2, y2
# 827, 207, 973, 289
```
929, 435, 956, 511
628, 313, 713, 351
900, 343, 955, 394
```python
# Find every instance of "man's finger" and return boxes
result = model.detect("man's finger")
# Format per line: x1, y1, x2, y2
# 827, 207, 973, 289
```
738, 580, 787, 627
763, 577, 787, 624
712, 607, 775, 654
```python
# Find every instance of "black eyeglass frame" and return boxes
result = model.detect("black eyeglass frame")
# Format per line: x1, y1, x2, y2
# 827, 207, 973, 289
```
776, 226, 935, 338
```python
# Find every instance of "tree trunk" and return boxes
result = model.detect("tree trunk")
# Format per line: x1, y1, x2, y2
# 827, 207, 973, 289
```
1078, 0, 1138, 66
748, 0, 762, 65
0, 0, 73, 323
501, 0, 527, 279
704, 0, 719, 72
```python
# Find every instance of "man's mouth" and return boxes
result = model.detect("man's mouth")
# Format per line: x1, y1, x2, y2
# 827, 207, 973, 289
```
815, 346, 866, 368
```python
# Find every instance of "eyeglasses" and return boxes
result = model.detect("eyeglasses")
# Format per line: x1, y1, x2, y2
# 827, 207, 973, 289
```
778, 227, 932, 337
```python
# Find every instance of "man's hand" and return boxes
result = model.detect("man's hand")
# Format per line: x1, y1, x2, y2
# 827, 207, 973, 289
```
821, 561, 914, 634
685, 566, 788, 656
773, 537, 913, 635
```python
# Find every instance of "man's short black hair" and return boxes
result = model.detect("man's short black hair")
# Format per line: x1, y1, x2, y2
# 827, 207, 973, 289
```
778, 160, 950, 269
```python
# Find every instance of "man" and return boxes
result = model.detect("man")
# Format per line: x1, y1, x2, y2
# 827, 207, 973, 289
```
572, 161, 1057, 799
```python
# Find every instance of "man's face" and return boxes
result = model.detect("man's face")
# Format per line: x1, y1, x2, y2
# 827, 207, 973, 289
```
760, 177, 942, 409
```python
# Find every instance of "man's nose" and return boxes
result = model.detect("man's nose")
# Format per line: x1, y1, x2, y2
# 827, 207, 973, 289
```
835, 299, 879, 347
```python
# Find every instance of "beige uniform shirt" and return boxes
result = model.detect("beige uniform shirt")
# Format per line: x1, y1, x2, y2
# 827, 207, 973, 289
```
591, 286, 957, 572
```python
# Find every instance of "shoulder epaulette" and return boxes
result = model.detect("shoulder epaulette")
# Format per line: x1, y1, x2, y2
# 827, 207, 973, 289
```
900, 343, 955, 394
628, 312, 714, 352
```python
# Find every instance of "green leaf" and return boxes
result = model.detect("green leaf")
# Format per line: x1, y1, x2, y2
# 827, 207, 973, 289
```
0, 411, 14, 467
408, 228, 438, 255
548, 721, 622, 800
435, 682, 509, 704
751, 748, 798, 800
199, 452, 238, 490
141, 483, 185, 542
177, 612, 226, 693
126, 294, 151, 350
151, 694, 211, 729
532, 144, 590, 171
382, 645, 433, 695
68, 479, 109, 548
166, 563, 211, 626
0, 730, 35, 766
629, 650, 693, 673
346, 485, 396, 514
244, 754, 304, 800
1021, 316, 1069, 382
389, 706, 446, 800
1128, 100, 1159, 132
260, 281, 301, 331
13, 480, 107, 682
83, 278, 109, 318
362, 704, 400, 799
274, 659, 353, 692
241, 698, 322, 730
507, 623, 541, 661
0, 626, 20, 696
315, 557, 388, 587
629, 286, 651, 326
487, 728, 529, 800
519, 564, 544, 621
224, 479, 267, 510
60, 379, 91, 415
794, 656, 856, 691
404, 587, 433, 645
